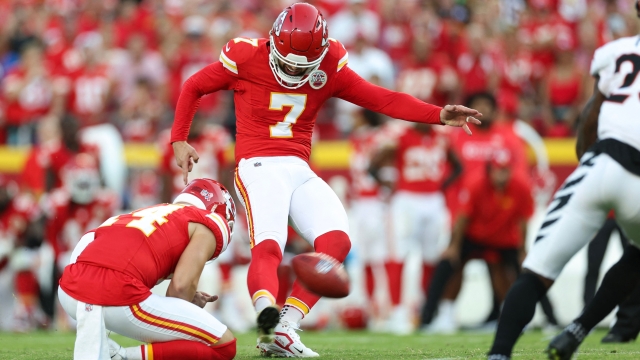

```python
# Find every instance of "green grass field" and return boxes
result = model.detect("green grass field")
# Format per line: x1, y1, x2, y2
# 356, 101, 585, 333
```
0, 329, 638, 359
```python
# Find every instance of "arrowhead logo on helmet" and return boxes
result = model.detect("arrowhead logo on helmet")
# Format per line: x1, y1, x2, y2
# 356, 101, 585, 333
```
173, 178, 236, 234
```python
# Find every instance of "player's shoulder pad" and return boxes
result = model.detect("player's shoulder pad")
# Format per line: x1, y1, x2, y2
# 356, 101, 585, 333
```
590, 36, 638, 76
326, 38, 349, 73
219, 37, 266, 75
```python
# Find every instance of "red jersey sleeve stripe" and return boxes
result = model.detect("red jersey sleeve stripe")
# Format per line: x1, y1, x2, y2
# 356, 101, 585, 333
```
234, 169, 255, 247
129, 304, 219, 345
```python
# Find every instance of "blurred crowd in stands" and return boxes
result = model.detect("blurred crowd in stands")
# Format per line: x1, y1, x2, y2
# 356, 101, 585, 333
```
0, 0, 638, 333
0, 0, 637, 146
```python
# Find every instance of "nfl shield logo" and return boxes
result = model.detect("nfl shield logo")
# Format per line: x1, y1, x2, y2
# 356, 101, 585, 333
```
309, 70, 327, 90
85, 304, 93, 312
200, 189, 213, 201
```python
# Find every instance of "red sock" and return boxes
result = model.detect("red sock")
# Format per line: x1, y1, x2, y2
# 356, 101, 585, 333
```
384, 261, 403, 306
422, 263, 435, 294
15, 271, 38, 297
364, 264, 375, 300
287, 230, 351, 314
276, 264, 292, 307
219, 263, 232, 283
247, 241, 282, 307
149, 339, 236, 360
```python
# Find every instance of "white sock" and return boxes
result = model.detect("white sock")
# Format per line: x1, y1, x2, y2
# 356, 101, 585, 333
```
124, 345, 144, 360
280, 305, 304, 325
255, 297, 274, 313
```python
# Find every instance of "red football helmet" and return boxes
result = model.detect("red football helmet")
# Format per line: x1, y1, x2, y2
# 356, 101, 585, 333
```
173, 178, 236, 234
269, 2, 329, 89
61, 153, 101, 205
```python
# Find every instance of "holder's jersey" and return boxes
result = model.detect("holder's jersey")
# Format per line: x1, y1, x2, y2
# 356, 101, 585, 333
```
395, 127, 449, 193
591, 35, 640, 152
59, 204, 230, 306
172, 38, 444, 164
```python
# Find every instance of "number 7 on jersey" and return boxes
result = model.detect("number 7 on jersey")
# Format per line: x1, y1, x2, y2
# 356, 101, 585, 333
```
269, 93, 307, 138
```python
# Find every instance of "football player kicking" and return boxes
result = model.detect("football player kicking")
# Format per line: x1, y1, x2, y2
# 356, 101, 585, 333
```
488, 2, 640, 359
171, 2, 481, 357
58, 179, 237, 360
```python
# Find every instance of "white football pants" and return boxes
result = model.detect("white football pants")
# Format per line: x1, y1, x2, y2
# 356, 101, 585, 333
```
524, 152, 640, 280
388, 191, 448, 263
233, 156, 349, 252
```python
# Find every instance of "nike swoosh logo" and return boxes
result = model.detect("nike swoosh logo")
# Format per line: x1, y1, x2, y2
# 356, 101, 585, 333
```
293, 346, 303, 354
226, 44, 230, 52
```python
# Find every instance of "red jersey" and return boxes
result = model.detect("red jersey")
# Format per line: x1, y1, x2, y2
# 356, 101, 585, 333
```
20, 143, 100, 194
450, 123, 528, 184
349, 125, 386, 199
0, 193, 38, 271
2, 67, 55, 125
65, 65, 111, 125
172, 37, 443, 164
59, 204, 231, 306
160, 126, 230, 199
42, 188, 118, 260
395, 126, 450, 193
460, 175, 533, 248
396, 53, 456, 106
0, 192, 38, 251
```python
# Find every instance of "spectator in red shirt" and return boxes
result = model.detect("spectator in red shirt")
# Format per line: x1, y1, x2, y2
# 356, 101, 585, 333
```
2, 40, 63, 145
456, 24, 498, 99
419, 148, 534, 331
396, 35, 458, 107
540, 36, 585, 137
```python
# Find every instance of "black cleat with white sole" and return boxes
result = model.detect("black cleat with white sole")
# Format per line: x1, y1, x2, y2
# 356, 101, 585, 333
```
546, 328, 583, 360
257, 306, 281, 344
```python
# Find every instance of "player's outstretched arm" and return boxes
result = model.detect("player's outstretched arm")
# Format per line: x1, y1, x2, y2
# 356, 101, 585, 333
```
575, 79, 605, 159
333, 67, 481, 134
171, 62, 236, 184
167, 222, 218, 306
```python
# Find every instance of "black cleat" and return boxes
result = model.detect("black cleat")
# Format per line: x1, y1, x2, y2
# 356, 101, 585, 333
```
256, 305, 280, 344
546, 329, 581, 360
602, 332, 635, 344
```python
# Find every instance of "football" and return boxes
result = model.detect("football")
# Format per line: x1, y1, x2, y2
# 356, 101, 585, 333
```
291, 253, 350, 298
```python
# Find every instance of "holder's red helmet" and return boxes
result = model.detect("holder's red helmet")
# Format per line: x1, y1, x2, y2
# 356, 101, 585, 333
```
173, 178, 236, 234
269, 2, 329, 89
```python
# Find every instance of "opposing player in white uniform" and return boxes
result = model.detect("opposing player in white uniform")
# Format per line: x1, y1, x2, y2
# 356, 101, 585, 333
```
488, 4, 640, 359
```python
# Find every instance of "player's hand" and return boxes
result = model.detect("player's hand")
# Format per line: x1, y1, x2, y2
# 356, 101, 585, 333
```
172, 141, 200, 185
192, 291, 218, 308
439, 105, 482, 135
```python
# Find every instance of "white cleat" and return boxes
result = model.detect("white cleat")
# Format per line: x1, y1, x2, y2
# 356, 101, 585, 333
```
422, 301, 458, 335
386, 306, 413, 335
258, 321, 319, 357
108, 337, 127, 360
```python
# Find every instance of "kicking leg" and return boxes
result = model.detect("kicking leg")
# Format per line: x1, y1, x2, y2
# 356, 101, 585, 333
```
234, 162, 292, 342
263, 175, 350, 357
